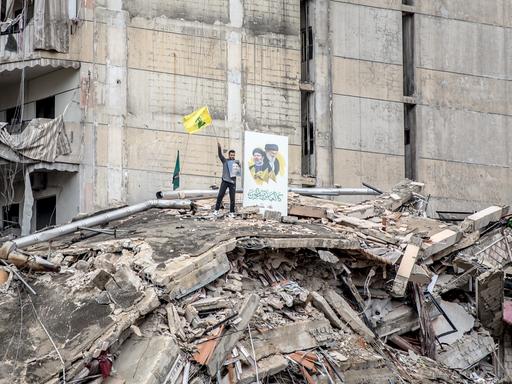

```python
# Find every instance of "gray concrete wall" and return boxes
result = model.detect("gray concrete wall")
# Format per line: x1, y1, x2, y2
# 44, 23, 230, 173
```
77, 0, 302, 207
325, 0, 511, 211
414, 2, 512, 213
328, 0, 405, 191
2, 0, 511, 221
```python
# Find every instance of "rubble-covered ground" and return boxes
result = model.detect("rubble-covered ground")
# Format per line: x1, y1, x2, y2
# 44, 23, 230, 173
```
1, 180, 511, 384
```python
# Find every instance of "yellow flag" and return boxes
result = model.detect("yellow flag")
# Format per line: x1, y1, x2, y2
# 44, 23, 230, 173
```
182, 106, 212, 134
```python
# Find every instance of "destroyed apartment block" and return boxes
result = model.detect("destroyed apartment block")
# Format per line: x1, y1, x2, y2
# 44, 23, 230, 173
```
2, 180, 512, 383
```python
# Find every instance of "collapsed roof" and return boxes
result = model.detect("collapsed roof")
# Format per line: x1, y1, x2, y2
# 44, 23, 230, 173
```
0, 180, 510, 384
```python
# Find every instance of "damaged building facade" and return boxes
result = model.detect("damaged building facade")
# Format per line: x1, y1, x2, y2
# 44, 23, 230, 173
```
0, 0, 511, 233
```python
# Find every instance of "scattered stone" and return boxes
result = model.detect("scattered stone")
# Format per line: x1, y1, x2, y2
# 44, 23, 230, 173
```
281, 215, 299, 224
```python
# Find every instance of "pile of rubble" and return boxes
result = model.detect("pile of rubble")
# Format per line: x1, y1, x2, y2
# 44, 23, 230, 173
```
1, 180, 511, 383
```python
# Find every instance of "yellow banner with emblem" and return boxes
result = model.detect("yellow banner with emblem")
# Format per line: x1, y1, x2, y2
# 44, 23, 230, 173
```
182, 106, 212, 134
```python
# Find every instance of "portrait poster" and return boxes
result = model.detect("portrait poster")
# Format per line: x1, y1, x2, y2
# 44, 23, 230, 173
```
227, 160, 241, 178
243, 131, 288, 216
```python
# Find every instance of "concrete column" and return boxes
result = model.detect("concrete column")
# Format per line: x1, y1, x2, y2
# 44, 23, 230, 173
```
21, 170, 33, 236
104, 2, 128, 205
227, 0, 244, 149
313, 0, 333, 187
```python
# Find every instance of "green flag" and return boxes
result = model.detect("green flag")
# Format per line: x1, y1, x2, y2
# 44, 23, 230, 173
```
172, 151, 180, 190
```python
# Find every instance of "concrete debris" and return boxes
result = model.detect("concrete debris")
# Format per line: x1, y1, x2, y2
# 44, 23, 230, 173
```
238, 354, 288, 384
422, 229, 461, 258
461, 206, 503, 232
206, 294, 260, 375
0, 180, 509, 383
432, 300, 475, 345
324, 289, 374, 342
317, 249, 339, 264
436, 331, 495, 370
476, 270, 504, 337
108, 336, 181, 384
392, 236, 423, 297
240, 319, 332, 360
309, 291, 347, 330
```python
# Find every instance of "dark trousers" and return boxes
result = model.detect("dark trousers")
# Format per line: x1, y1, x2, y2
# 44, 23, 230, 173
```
215, 180, 236, 212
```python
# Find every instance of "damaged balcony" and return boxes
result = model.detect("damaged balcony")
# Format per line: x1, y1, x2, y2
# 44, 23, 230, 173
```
0, 0, 82, 237
0, 0, 74, 64
0, 62, 82, 237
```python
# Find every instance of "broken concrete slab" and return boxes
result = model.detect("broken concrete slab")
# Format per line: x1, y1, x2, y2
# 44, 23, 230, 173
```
343, 204, 376, 219
191, 297, 232, 312
263, 210, 282, 221
432, 300, 475, 345
289, 204, 327, 219
436, 332, 495, 370
90, 269, 112, 290
410, 264, 432, 285
241, 319, 333, 360
105, 264, 144, 309
328, 214, 381, 230
109, 335, 181, 384
238, 354, 288, 384
207, 294, 260, 375
392, 237, 423, 297
375, 304, 419, 338
166, 304, 186, 340
476, 270, 504, 337
137, 287, 160, 316
318, 250, 339, 264
422, 229, 461, 258
168, 254, 231, 299
309, 291, 348, 331
461, 206, 503, 232
0, 275, 115, 384
324, 289, 374, 341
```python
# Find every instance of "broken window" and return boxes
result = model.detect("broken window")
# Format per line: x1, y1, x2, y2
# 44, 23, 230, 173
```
2, 203, 19, 229
35, 195, 56, 230
5, 106, 20, 125
36, 96, 55, 119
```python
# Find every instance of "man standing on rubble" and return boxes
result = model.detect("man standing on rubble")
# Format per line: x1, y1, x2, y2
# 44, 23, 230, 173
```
214, 142, 241, 217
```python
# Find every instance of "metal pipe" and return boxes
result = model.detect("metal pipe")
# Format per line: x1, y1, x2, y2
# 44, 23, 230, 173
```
12, 199, 192, 249
156, 189, 243, 200
156, 188, 378, 200
288, 187, 378, 196
362, 182, 384, 195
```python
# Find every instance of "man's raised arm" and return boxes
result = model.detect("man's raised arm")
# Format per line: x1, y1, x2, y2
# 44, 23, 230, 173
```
217, 143, 226, 163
